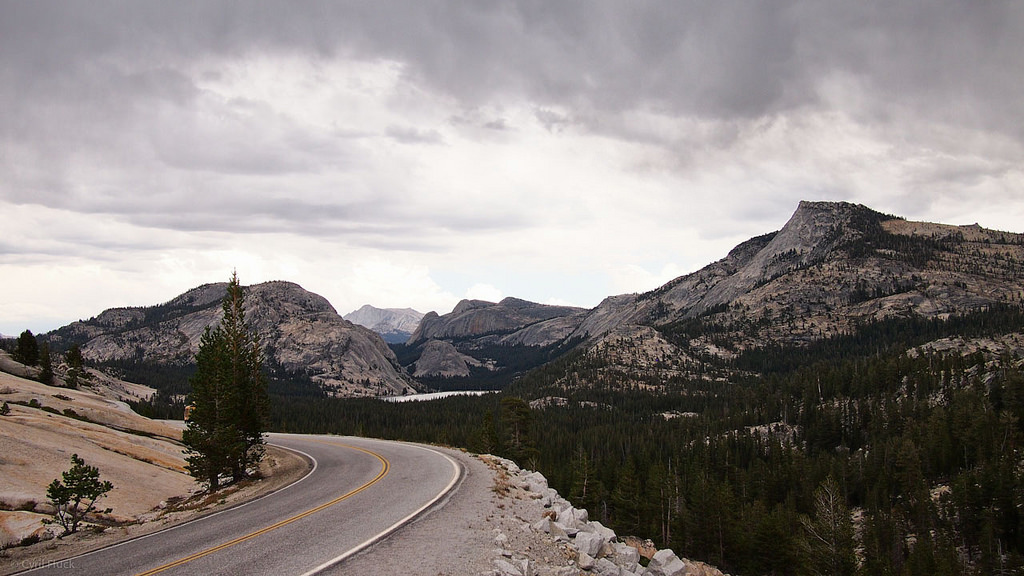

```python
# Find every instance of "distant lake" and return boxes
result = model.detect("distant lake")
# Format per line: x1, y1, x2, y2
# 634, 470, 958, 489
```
380, 390, 497, 402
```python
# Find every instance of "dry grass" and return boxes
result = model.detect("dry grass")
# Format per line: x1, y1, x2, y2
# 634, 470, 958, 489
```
480, 455, 514, 498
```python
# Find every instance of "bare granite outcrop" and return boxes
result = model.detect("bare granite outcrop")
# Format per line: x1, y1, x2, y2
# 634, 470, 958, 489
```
405, 297, 588, 378
48, 281, 418, 397
480, 455, 728, 576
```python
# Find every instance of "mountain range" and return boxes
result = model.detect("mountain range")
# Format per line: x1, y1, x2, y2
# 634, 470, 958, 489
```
397, 200, 1023, 389
343, 305, 424, 344
559, 200, 1024, 388
36, 200, 1024, 398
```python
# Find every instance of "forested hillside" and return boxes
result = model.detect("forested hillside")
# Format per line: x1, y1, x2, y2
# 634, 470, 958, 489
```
270, 305, 1024, 575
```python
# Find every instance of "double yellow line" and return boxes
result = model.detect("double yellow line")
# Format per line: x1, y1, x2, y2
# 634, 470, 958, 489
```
136, 442, 389, 576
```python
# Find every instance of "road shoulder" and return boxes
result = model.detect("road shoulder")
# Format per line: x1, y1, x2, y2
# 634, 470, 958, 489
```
336, 447, 572, 576
1, 444, 311, 575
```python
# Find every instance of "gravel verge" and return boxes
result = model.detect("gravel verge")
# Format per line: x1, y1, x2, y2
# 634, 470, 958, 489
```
335, 447, 576, 576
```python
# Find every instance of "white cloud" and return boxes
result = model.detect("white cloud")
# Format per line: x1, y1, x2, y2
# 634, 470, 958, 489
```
608, 263, 694, 297
330, 258, 460, 316
464, 283, 504, 303
543, 296, 585, 308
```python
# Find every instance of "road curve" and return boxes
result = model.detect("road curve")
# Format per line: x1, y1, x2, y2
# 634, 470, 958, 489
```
18, 435, 461, 576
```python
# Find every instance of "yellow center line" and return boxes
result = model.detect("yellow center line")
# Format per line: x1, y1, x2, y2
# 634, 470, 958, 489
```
135, 441, 389, 576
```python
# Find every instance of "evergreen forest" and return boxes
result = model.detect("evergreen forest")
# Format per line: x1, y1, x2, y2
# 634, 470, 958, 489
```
265, 305, 1024, 576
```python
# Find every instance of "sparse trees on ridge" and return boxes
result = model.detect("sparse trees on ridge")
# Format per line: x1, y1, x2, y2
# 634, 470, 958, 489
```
182, 272, 269, 491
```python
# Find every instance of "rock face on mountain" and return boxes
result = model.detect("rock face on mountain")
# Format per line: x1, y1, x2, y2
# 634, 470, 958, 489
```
568, 201, 1024, 386
343, 305, 424, 344
412, 339, 490, 378
50, 281, 418, 397
398, 201, 1024, 383
404, 297, 587, 379
409, 298, 586, 347
40, 201, 1023, 395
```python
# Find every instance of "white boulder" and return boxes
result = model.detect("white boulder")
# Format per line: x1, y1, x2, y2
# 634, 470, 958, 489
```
642, 549, 689, 576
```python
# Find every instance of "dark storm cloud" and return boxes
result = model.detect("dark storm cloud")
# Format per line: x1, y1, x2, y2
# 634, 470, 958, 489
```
2, 1, 1022, 234
6, 1, 1021, 121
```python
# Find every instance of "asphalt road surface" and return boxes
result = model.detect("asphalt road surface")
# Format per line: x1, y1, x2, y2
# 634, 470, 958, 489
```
19, 434, 461, 576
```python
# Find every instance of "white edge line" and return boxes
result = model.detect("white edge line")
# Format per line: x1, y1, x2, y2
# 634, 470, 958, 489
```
16, 438, 319, 574
297, 444, 463, 576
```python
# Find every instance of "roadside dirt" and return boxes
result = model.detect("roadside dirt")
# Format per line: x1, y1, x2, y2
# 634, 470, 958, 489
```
337, 448, 575, 576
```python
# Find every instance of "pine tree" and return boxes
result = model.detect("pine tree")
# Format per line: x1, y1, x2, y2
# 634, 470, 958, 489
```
38, 341, 54, 385
220, 275, 269, 478
182, 326, 237, 490
14, 329, 39, 366
182, 272, 269, 491
569, 444, 593, 506
44, 454, 114, 536
64, 344, 85, 388
611, 459, 642, 533
499, 396, 538, 467
801, 476, 856, 576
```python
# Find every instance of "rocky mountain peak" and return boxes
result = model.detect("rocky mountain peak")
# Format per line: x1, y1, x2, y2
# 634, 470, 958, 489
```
766, 200, 878, 258
403, 297, 588, 379
50, 280, 417, 397
343, 305, 424, 344
694, 201, 890, 309
498, 297, 537, 309
408, 297, 586, 347
567, 200, 1024, 389
452, 299, 495, 315
164, 282, 231, 309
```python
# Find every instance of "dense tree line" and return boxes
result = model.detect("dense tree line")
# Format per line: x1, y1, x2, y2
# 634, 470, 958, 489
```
267, 305, 1024, 575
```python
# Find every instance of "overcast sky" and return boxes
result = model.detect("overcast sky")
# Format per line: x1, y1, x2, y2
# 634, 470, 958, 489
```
2, 1, 1023, 336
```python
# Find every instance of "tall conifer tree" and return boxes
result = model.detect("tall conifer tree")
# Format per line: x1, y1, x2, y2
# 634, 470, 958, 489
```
38, 341, 54, 385
220, 272, 270, 478
182, 326, 235, 490
182, 272, 269, 490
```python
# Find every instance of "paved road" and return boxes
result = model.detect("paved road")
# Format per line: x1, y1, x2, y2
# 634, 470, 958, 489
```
20, 434, 461, 576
